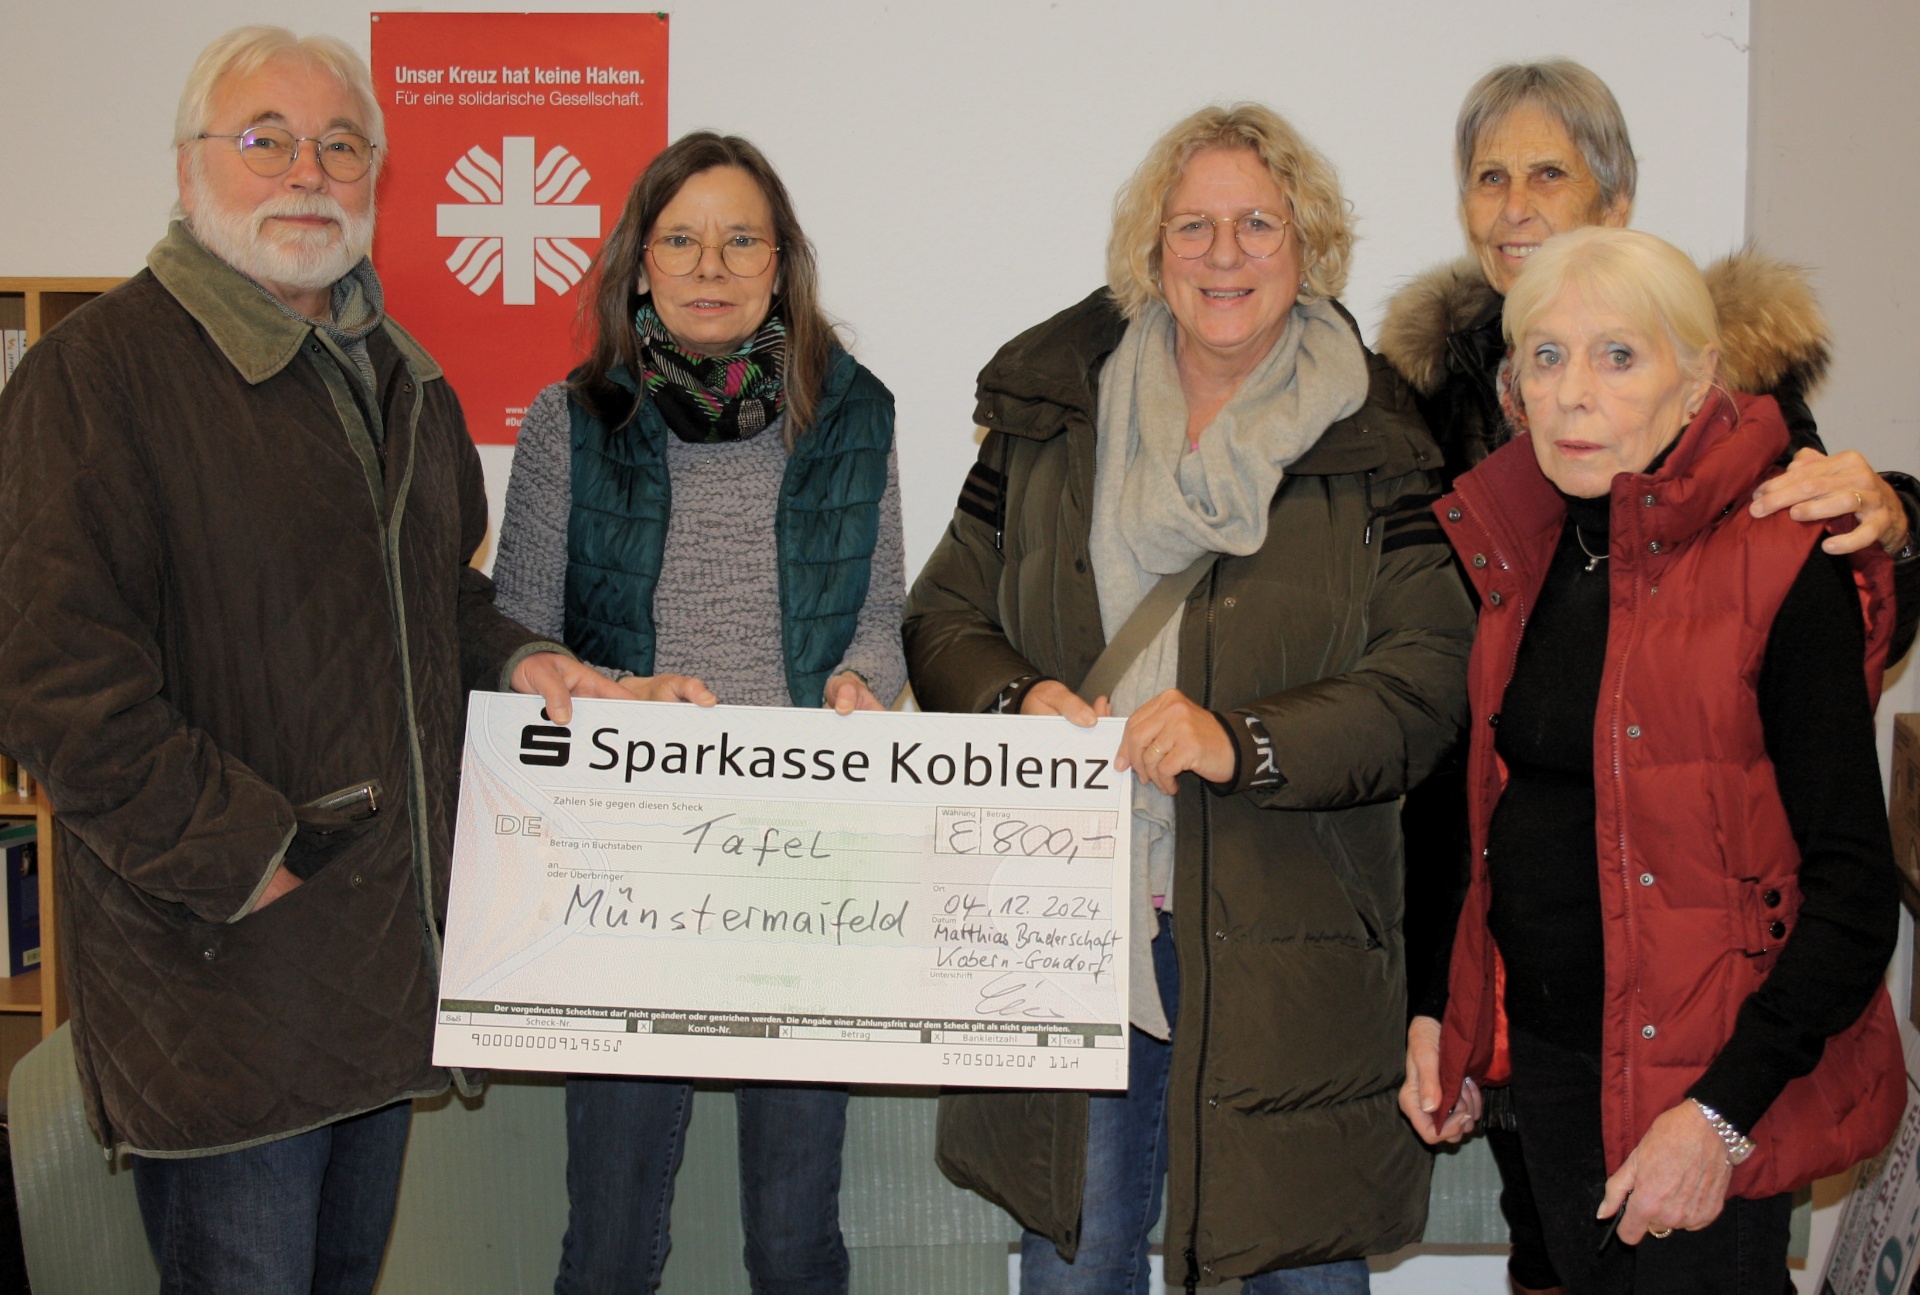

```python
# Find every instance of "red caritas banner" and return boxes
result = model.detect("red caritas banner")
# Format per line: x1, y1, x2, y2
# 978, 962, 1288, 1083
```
370, 12, 668, 444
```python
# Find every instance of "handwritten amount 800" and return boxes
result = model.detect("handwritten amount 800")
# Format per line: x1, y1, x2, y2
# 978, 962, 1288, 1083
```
943, 816, 1107, 863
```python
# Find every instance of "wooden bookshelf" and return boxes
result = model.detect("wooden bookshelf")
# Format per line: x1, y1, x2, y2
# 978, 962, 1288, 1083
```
0, 786, 56, 1099
0, 276, 117, 1094
0, 787, 59, 1033
0, 276, 125, 345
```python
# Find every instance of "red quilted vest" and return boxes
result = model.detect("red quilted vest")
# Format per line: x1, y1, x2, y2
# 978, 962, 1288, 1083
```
1431, 392, 1902, 1198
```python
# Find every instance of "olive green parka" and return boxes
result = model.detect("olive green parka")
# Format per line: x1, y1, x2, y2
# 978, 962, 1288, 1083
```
903, 290, 1474, 1286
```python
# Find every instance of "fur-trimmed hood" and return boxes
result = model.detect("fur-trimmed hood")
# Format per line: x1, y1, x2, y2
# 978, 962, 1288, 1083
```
1377, 248, 1831, 400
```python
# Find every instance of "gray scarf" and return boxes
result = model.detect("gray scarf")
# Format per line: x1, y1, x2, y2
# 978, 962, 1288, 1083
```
1090, 294, 1367, 1037
252, 257, 387, 401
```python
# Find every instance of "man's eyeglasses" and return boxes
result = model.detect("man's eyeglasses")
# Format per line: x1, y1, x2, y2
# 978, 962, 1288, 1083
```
644, 234, 778, 278
196, 126, 378, 183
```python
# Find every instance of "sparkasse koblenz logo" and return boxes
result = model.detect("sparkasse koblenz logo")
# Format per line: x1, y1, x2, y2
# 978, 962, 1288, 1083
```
519, 719, 571, 767
437, 136, 602, 305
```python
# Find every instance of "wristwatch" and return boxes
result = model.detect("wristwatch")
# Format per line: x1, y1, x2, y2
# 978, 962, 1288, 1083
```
1692, 1100, 1756, 1166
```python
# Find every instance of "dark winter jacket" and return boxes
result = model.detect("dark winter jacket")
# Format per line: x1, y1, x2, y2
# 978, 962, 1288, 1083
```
0, 223, 551, 1155
1432, 393, 1902, 1198
904, 289, 1474, 1285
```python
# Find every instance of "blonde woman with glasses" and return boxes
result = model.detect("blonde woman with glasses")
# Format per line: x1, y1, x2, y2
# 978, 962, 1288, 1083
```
905, 103, 1473, 1293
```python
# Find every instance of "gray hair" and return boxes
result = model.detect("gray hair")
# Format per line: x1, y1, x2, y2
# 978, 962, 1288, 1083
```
174, 26, 385, 160
1455, 60, 1635, 214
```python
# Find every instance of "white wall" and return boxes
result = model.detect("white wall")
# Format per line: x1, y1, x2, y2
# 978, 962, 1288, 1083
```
2, 0, 1751, 577
1748, 1, 1920, 1287
1749, 0, 1920, 763
2, 4, 1758, 1291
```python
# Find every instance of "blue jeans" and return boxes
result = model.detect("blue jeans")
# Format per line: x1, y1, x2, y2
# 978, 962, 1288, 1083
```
1020, 915, 1369, 1295
556, 1078, 849, 1294
130, 1100, 412, 1295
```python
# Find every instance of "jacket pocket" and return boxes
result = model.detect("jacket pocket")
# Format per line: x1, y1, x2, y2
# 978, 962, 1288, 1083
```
1309, 812, 1390, 950
283, 778, 385, 880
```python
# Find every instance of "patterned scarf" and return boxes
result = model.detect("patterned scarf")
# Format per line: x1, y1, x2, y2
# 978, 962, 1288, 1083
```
634, 300, 787, 443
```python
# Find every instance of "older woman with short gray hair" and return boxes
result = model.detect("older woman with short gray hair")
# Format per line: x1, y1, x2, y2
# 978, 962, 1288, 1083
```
1380, 58, 1916, 566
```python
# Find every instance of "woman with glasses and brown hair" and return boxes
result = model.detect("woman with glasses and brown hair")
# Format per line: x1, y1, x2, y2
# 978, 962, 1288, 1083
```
904, 103, 1473, 1293
491, 131, 906, 1295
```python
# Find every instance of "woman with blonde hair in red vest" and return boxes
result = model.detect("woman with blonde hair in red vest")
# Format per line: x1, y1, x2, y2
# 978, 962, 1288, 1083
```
1401, 225, 1902, 1295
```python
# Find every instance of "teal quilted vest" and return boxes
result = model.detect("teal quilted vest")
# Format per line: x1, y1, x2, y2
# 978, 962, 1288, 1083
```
565, 347, 894, 707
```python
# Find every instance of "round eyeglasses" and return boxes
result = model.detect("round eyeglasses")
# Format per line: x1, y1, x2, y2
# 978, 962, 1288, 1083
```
644, 234, 778, 278
197, 126, 378, 183
1160, 210, 1291, 260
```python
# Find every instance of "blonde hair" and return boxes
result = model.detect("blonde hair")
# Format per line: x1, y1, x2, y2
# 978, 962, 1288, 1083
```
1503, 227, 1720, 384
1106, 103, 1353, 319
175, 26, 385, 162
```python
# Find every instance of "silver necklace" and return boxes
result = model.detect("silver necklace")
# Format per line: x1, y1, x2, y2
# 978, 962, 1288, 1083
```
1574, 525, 1608, 573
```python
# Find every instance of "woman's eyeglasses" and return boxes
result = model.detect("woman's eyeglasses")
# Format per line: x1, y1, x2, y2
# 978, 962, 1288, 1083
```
644, 234, 778, 278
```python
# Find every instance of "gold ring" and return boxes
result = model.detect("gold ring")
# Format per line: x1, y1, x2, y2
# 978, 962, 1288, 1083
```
1150, 743, 1166, 756
1648, 1226, 1673, 1239
1854, 490, 1866, 510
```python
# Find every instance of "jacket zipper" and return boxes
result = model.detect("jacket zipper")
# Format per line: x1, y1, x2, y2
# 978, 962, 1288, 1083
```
1607, 548, 1641, 1147
1185, 564, 1220, 1294
993, 433, 1011, 552
1456, 503, 1526, 1060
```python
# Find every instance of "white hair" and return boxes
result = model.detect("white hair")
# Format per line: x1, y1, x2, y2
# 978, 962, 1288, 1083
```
174, 25, 385, 157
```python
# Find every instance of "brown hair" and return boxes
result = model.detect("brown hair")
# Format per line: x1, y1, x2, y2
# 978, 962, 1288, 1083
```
572, 132, 835, 446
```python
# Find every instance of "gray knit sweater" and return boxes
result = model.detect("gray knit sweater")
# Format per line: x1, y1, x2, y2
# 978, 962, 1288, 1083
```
493, 380, 907, 708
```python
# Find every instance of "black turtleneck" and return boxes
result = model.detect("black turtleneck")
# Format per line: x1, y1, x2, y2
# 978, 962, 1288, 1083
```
1484, 492, 1612, 1056
1470, 487, 1897, 1133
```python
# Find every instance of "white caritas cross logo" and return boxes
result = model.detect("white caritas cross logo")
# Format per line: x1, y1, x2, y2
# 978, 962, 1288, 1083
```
437, 137, 602, 305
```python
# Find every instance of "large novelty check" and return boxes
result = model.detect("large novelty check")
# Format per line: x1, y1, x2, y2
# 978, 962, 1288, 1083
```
434, 694, 1132, 1088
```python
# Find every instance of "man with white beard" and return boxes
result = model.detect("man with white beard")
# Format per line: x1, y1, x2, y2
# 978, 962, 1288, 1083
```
0, 26, 623, 1293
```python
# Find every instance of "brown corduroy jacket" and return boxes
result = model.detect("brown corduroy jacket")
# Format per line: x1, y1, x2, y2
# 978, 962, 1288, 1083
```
0, 223, 552, 1155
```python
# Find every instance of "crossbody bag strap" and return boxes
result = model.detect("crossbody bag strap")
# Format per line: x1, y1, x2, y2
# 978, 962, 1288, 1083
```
1074, 552, 1217, 703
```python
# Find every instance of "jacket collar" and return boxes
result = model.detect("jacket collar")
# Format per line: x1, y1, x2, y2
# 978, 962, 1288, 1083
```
1627, 391, 1790, 551
147, 221, 441, 385
1377, 257, 1503, 398
1449, 391, 1792, 570
972, 288, 1124, 441
1379, 250, 1833, 401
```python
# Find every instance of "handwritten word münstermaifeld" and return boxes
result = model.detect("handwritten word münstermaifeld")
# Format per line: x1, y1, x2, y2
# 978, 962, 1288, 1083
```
563, 885, 908, 945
